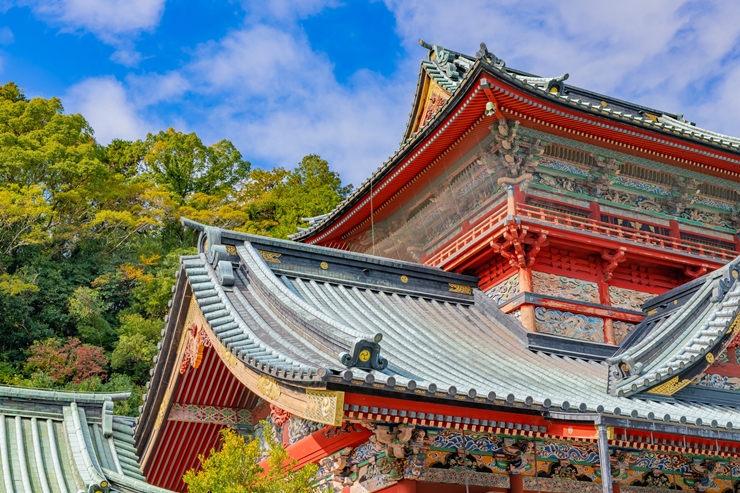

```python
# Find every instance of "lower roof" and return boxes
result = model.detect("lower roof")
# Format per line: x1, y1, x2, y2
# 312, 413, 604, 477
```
0, 387, 173, 493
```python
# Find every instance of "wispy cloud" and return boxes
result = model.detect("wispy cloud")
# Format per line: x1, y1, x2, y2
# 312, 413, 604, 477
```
15, 0, 166, 66
0, 26, 13, 45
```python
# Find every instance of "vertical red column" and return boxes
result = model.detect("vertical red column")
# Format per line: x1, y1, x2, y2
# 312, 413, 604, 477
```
509, 473, 524, 493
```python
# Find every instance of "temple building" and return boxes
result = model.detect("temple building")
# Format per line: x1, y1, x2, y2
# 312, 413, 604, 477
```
9, 40, 740, 493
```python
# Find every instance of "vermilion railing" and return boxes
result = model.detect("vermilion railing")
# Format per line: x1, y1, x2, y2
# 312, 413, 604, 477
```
424, 200, 737, 267
517, 203, 736, 261
423, 201, 509, 267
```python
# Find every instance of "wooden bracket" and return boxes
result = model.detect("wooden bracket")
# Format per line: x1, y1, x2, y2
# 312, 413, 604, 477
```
490, 225, 548, 268
601, 248, 627, 282
683, 264, 708, 279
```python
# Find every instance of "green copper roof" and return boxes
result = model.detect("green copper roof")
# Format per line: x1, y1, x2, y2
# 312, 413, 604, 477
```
0, 386, 174, 493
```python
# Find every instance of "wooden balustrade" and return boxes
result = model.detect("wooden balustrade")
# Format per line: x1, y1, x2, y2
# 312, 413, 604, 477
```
424, 200, 737, 267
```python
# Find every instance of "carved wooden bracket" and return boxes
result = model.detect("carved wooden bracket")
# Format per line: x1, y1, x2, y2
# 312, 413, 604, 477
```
490, 224, 549, 268
684, 264, 708, 279
601, 248, 626, 282
269, 403, 292, 427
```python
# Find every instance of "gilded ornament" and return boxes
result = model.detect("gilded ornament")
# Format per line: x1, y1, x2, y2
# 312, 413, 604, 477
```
400, 275, 408, 284
224, 245, 237, 255
257, 375, 281, 400
448, 283, 473, 295
728, 315, 740, 335
706, 353, 715, 364
259, 250, 282, 263
646, 376, 692, 396
304, 389, 344, 426
320, 261, 329, 270
358, 349, 371, 363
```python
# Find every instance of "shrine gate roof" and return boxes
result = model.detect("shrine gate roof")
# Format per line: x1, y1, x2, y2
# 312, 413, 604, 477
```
0, 386, 173, 493
291, 40, 740, 245
148, 218, 740, 433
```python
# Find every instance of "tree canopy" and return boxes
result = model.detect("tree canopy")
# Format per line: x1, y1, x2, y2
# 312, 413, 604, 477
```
0, 81, 352, 415
183, 425, 317, 493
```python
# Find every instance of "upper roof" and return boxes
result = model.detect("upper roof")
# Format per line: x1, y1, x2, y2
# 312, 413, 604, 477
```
608, 256, 740, 399
291, 40, 740, 244
163, 219, 740, 433
0, 386, 173, 493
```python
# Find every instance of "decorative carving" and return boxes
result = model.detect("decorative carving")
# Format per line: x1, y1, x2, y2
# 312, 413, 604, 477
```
490, 224, 548, 269
304, 389, 344, 426
613, 321, 636, 344
609, 286, 654, 311
534, 307, 604, 343
486, 274, 519, 304
646, 376, 692, 395
268, 404, 290, 429
400, 275, 408, 284
288, 417, 324, 444
532, 272, 598, 304
258, 250, 282, 263
257, 375, 281, 400
179, 323, 212, 374
320, 261, 329, 270
223, 244, 237, 255
448, 283, 473, 295
169, 404, 251, 425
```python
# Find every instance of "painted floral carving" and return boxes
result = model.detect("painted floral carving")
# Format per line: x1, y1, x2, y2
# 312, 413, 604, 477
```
609, 286, 654, 311
532, 272, 599, 304
534, 307, 604, 342
486, 274, 519, 304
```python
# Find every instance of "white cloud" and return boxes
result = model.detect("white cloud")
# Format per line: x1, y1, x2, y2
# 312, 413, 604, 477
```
0, 26, 13, 45
15, 0, 166, 66
20, 0, 166, 42
64, 76, 151, 144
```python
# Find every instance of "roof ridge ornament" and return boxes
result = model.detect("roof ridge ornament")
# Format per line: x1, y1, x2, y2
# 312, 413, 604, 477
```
711, 259, 740, 302
475, 42, 505, 69
339, 334, 388, 371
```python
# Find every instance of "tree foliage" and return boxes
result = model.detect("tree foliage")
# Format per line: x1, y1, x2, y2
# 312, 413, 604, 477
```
183, 425, 317, 493
0, 81, 352, 418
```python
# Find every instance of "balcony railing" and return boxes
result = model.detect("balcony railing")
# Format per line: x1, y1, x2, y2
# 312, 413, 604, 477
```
424, 199, 737, 267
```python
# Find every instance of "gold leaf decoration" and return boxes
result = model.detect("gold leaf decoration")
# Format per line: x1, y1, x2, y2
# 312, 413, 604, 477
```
728, 315, 740, 335
400, 275, 408, 284
259, 250, 282, 263
706, 353, 715, 364
257, 375, 281, 400
224, 245, 237, 255
646, 376, 692, 396
320, 261, 329, 270
449, 283, 473, 295
304, 389, 344, 426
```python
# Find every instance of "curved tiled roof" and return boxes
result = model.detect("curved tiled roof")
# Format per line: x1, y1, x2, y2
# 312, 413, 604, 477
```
174, 220, 740, 433
0, 386, 173, 493
609, 258, 740, 397
292, 41, 740, 243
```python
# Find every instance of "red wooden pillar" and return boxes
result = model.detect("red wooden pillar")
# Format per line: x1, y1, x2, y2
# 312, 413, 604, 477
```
518, 267, 535, 332
597, 259, 615, 345
612, 481, 621, 493
509, 473, 523, 493
590, 200, 601, 221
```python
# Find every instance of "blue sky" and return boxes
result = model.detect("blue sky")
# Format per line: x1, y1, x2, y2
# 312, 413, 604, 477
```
2, 0, 740, 186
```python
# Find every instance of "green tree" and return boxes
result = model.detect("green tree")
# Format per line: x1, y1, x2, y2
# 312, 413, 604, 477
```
238, 154, 352, 239
142, 128, 250, 203
183, 425, 318, 493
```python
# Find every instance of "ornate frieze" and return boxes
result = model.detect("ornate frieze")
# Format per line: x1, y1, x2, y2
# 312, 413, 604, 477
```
316, 425, 740, 493
608, 286, 654, 311
613, 176, 671, 196
486, 274, 520, 304
527, 188, 591, 208
168, 404, 252, 426
534, 307, 604, 343
305, 389, 345, 426
532, 272, 599, 304
288, 417, 324, 444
